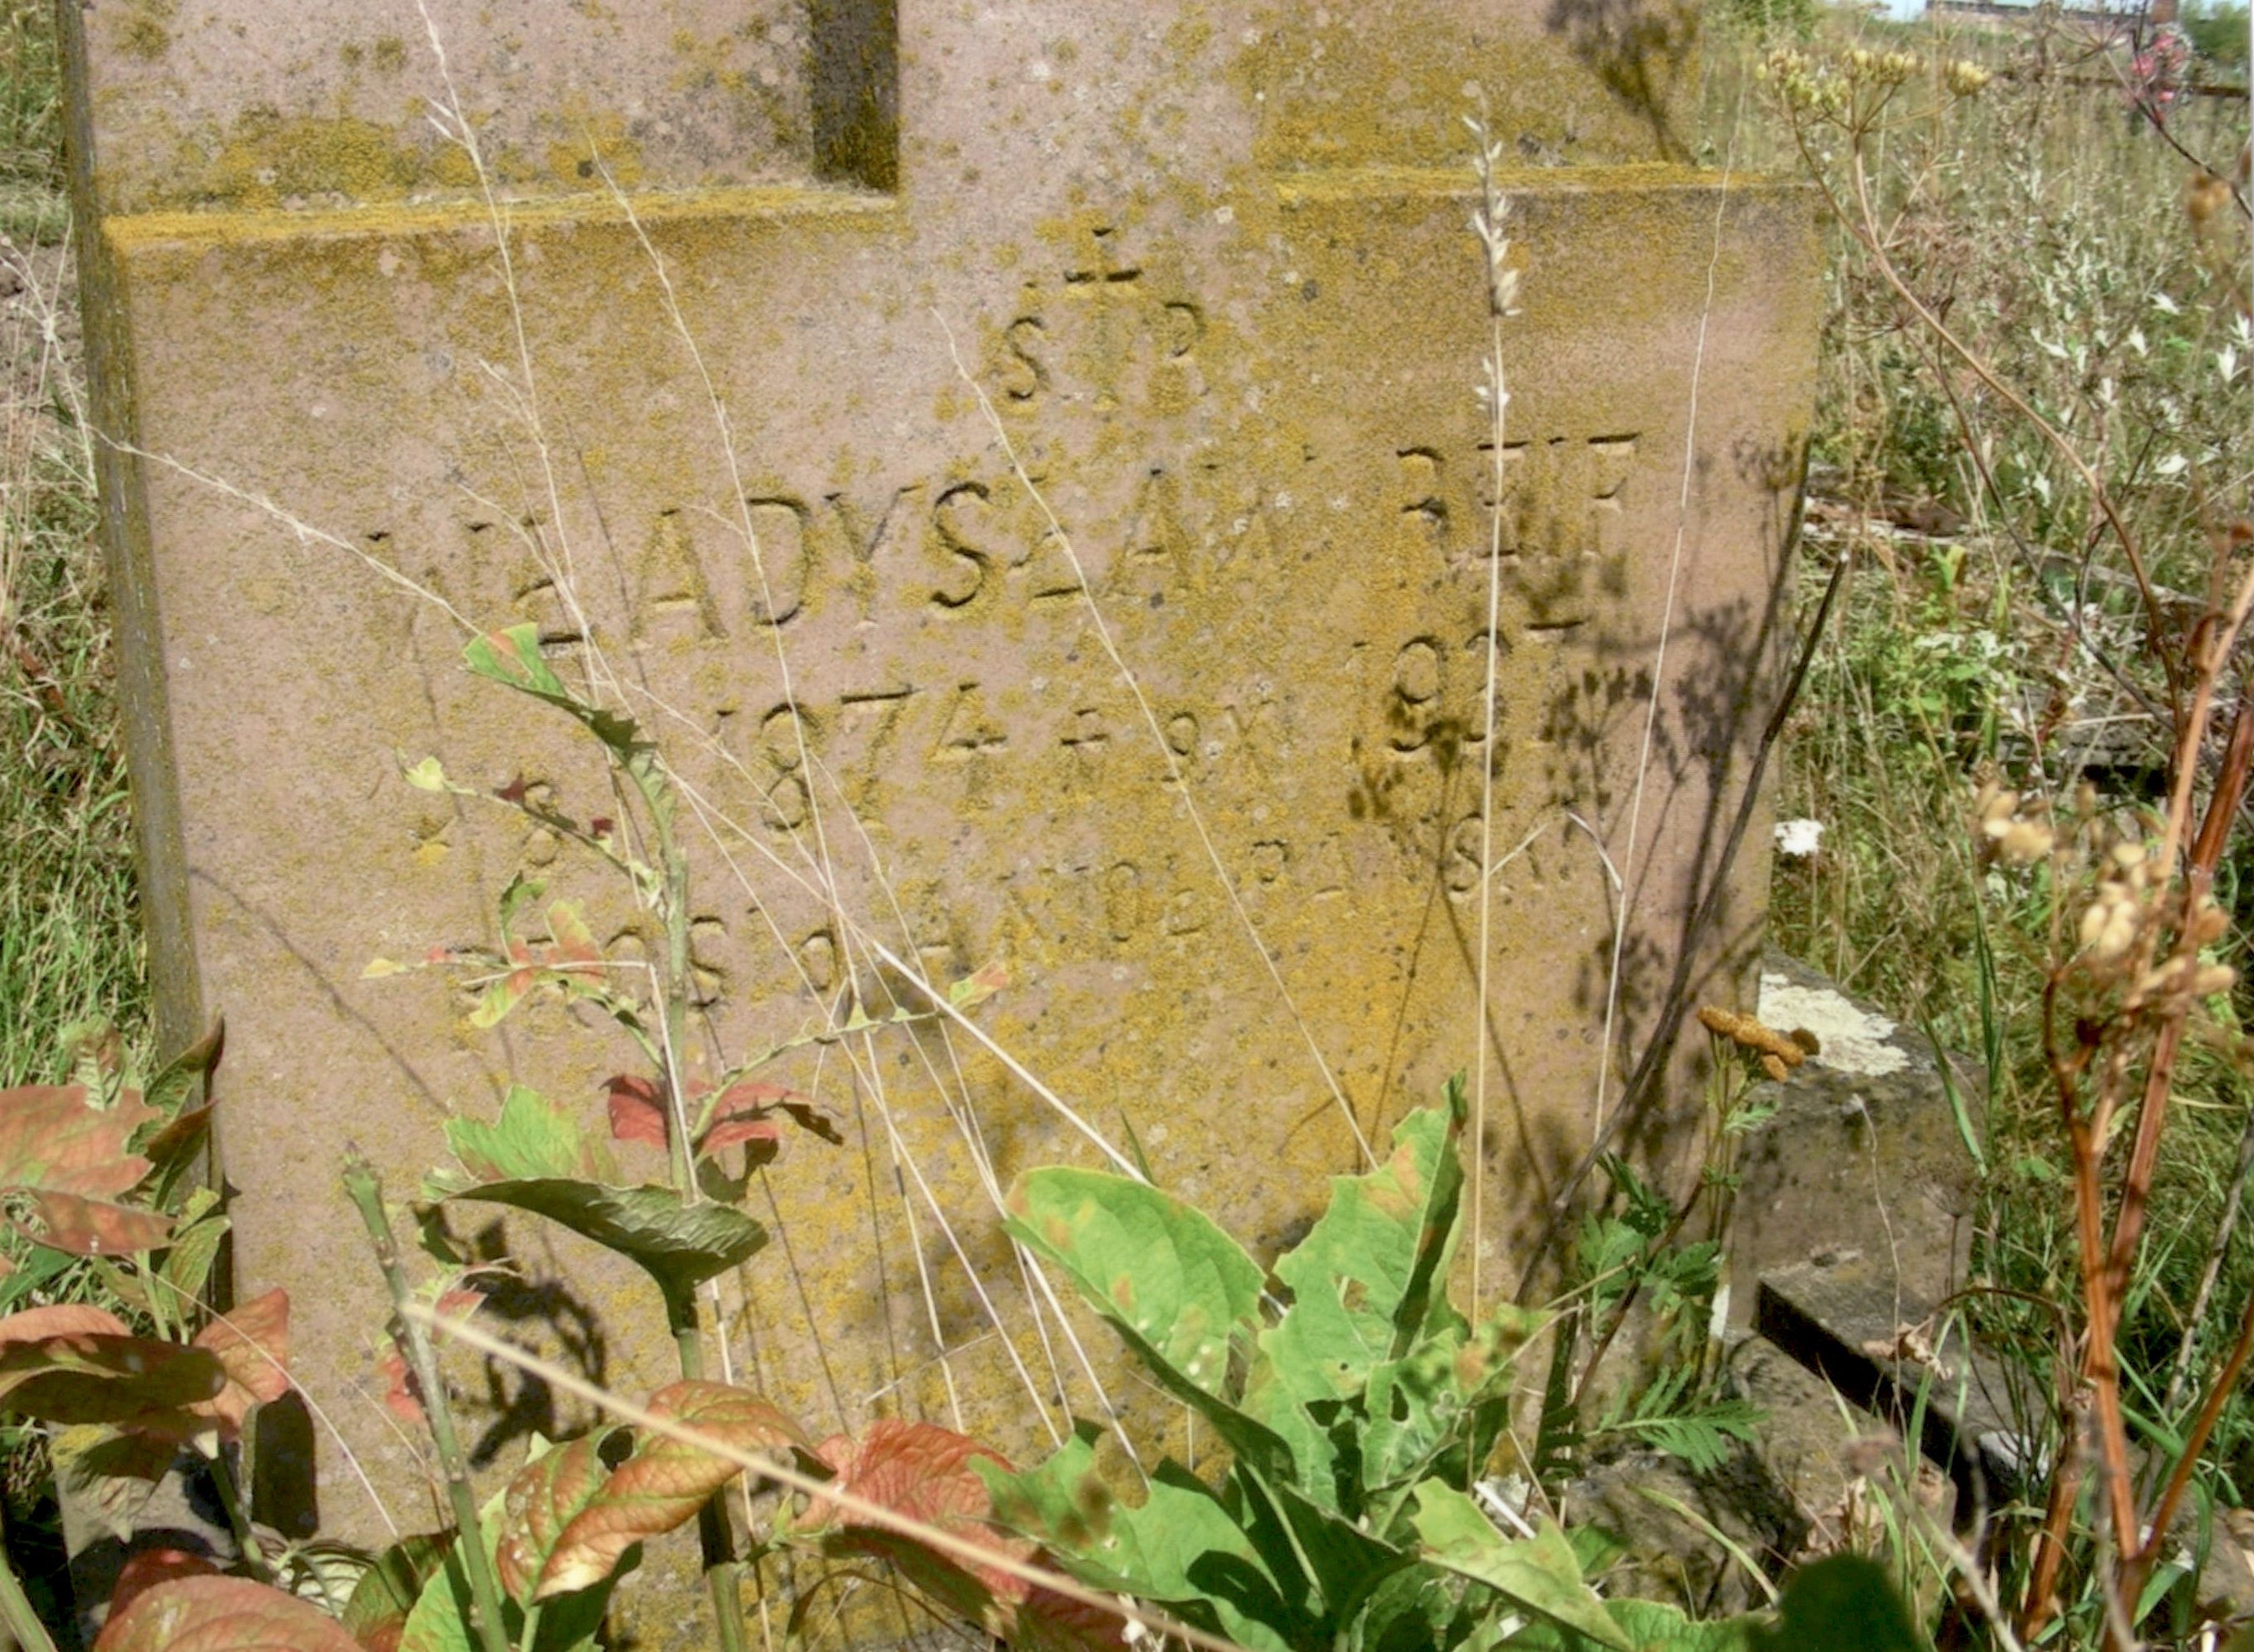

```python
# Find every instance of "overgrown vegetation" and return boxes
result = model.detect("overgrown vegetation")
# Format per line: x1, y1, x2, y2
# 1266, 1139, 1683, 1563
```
13, 0, 2254, 1645
1716, 0, 2254, 1642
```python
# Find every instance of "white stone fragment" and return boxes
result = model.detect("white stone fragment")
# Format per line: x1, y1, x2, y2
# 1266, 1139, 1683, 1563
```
1757, 971, 1908, 1077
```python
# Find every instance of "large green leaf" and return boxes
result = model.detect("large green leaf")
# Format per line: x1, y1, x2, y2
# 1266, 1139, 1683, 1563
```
1358, 1308, 1533, 1524
428, 1088, 761, 1304
1342, 1563, 1519, 1652
1270, 1088, 1468, 1384
1242, 1092, 1472, 1502
1507, 1599, 1762, 1652
1003, 1168, 1302, 1486
980, 1429, 1296, 1652
1410, 1483, 1630, 1652
1003, 1168, 1264, 1406
440, 1181, 765, 1304
1753, 1556, 1928, 1652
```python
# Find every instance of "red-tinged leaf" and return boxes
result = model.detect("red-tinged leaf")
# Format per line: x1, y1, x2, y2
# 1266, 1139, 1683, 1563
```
536, 1382, 808, 1599
494, 1430, 624, 1603
0, 1322, 223, 1432
802, 1420, 1123, 1645
804, 1420, 1036, 1621
604, 1075, 668, 1148
948, 963, 1009, 1011
496, 775, 531, 806
699, 1116, 779, 1154
0, 1084, 158, 1199
699, 1083, 841, 1154
9, 1189, 174, 1256
109, 1547, 221, 1620
545, 902, 598, 966
0, 1304, 131, 1343
140, 1104, 214, 1182
190, 1289, 289, 1436
95, 1574, 363, 1652
1011, 1588, 1132, 1652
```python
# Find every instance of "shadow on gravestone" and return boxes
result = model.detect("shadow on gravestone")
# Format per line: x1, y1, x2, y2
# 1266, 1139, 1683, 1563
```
58, 0, 1819, 1639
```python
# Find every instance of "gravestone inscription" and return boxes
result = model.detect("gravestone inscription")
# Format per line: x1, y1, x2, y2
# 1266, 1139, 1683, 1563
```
63, 0, 1820, 1575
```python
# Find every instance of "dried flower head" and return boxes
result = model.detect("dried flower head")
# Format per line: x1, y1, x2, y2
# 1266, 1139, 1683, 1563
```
1946, 59, 1992, 97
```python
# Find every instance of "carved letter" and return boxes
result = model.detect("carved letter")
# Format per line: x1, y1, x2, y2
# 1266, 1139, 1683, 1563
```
1002, 316, 1050, 404
634, 508, 726, 643
931, 481, 998, 610
743, 496, 811, 626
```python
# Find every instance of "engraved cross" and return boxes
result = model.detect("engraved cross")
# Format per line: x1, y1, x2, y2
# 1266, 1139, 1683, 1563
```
1064, 223, 1142, 297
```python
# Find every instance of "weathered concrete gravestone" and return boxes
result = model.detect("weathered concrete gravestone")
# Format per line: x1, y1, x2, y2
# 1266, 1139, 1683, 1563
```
64, 0, 1818, 1584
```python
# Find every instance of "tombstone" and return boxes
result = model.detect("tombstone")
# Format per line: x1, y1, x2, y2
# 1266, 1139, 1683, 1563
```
62, 0, 1819, 1606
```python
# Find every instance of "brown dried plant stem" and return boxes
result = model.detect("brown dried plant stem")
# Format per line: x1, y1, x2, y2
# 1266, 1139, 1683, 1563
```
343, 1155, 513, 1652
2023, 990, 2135, 1640
2102, 670, 2254, 1300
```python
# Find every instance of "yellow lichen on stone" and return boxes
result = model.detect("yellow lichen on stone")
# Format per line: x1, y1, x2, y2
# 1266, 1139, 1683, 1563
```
110, 0, 175, 61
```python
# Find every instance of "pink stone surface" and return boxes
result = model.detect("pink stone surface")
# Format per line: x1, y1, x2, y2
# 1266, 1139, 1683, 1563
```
64, 0, 1819, 1621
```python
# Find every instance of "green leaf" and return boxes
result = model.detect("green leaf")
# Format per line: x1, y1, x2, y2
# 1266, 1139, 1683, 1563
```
463, 625, 649, 768
159, 1209, 229, 1312
1341, 1562, 1522, 1652
442, 1088, 618, 1186
1003, 1167, 1302, 1486
344, 1533, 451, 1652
1506, 1598, 1761, 1651
1614, 1399, 1763, 1476
0, 1246, 74, 1316
1410, 1483, 1630, 1651
1003, 1168, 1264, 1406
1358, 1310, 1529, 1521
496, 873, 546, 937
403, 756, 449, 792
1752, 1555, 1928, 1652
143, 1020, 223, 1121
979, 1429, 1297, 1652
439, 1181, 765, 1303
1245, 1092, 1470, 1497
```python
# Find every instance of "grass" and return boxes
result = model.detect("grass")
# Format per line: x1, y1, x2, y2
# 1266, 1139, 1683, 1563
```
0, 3, 141, 1090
